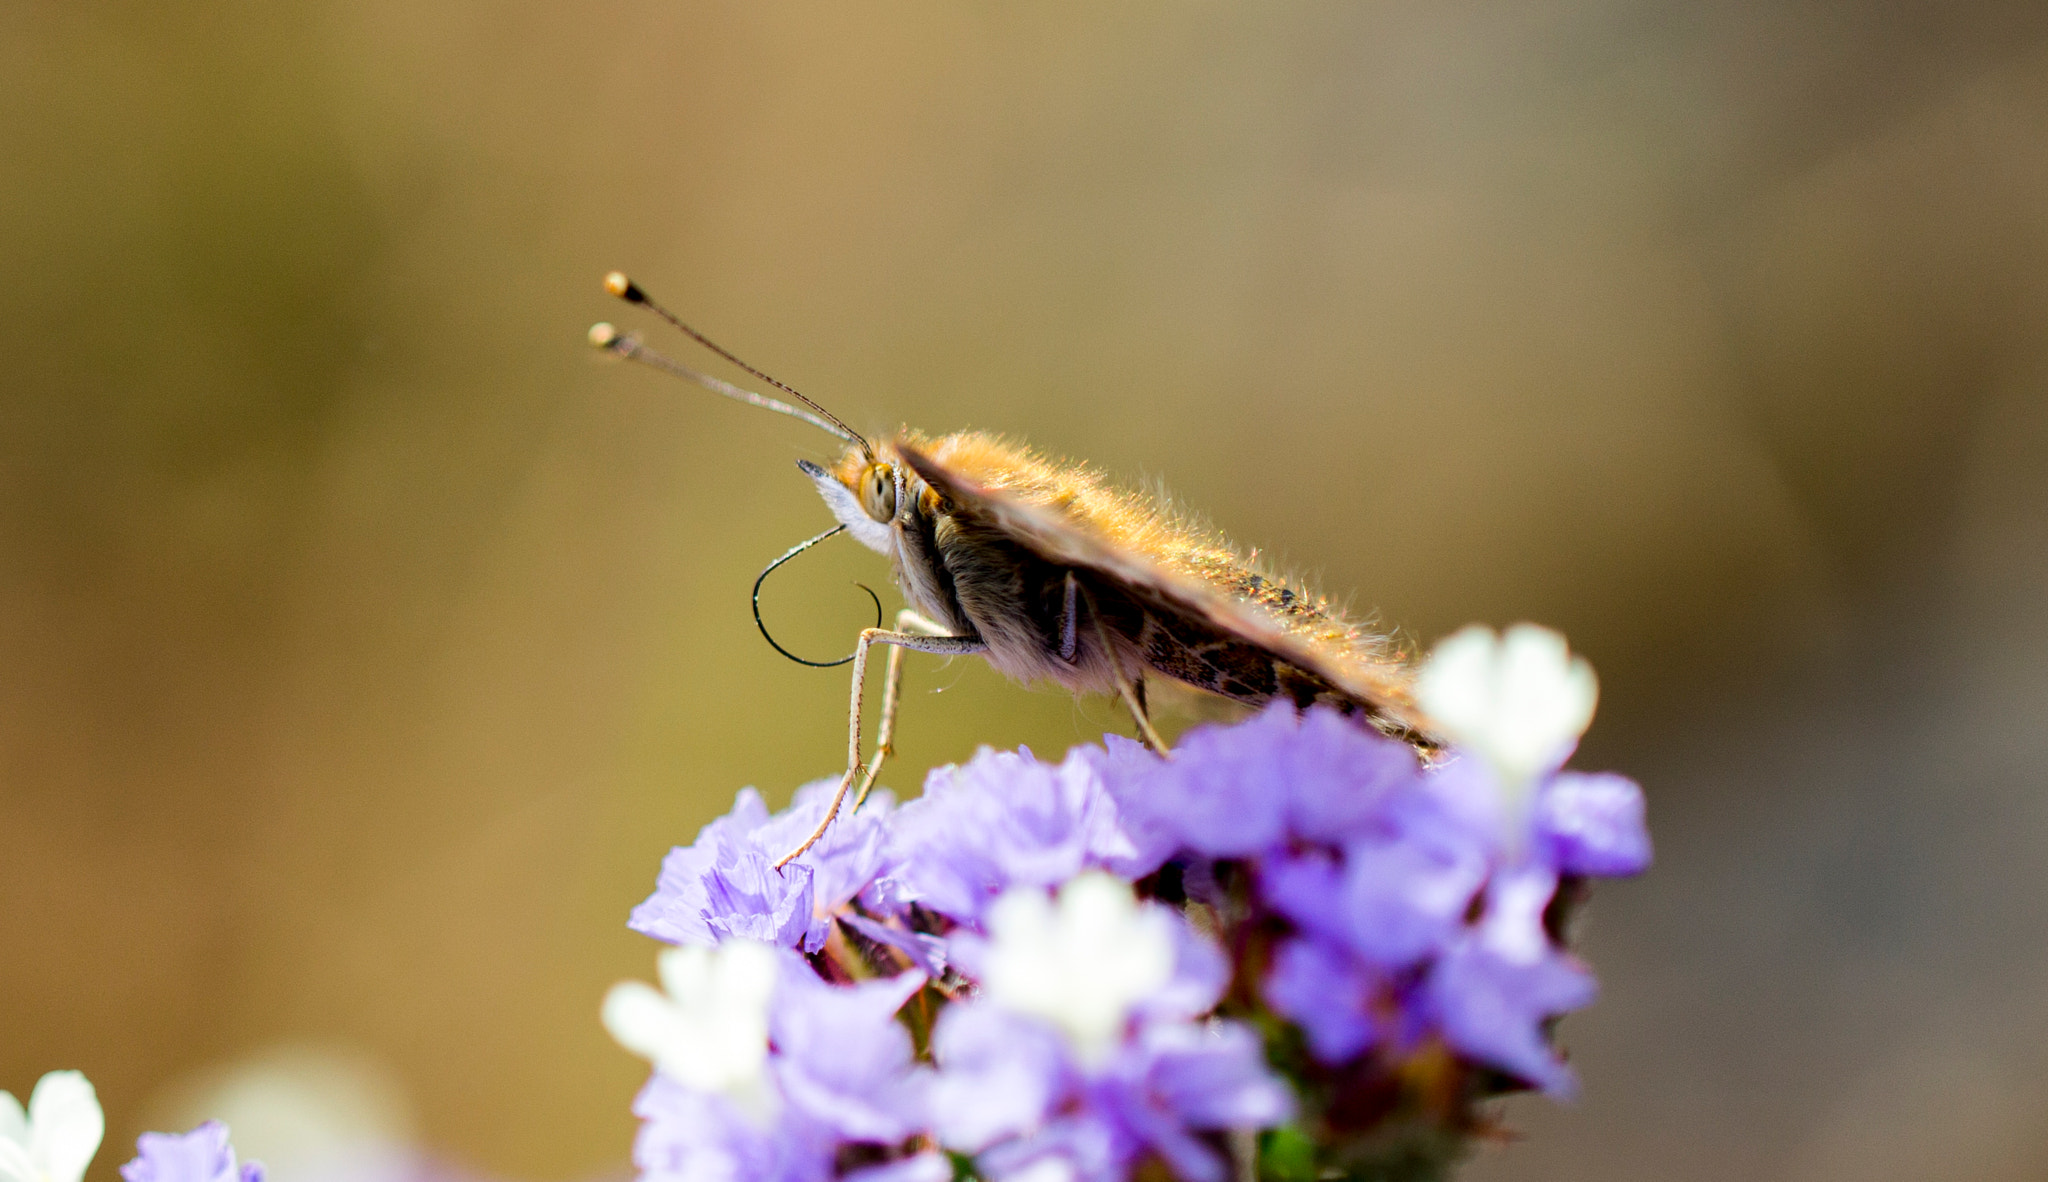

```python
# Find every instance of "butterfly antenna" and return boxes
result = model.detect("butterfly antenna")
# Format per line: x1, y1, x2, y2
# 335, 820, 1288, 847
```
594, 272, 874, 461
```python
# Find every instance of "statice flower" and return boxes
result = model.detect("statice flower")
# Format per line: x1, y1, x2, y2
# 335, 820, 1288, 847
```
1, 1074, 261, 1182
608, 620, 1648, 1182
1415, 622, 1599, 810
1536, 770, 1652, 876
121, 1124, 264, 1182
1106, 705, 1420, 858
930, 876, 1292, 1182
872, 746, 1159, 928
629, 781, 900, 954
0, 1072, 103, 1182
603, 941, 782, 1117
973, 873, 1174, 1062
605, 940, 938, 1182
1422, 866, 1597, 1097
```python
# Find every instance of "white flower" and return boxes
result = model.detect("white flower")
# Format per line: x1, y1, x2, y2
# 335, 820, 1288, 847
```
1417, 623, 1598, 789
0, 1071, 104, 1182
982, 872, 1174, 1066
602, 941, 779, 1118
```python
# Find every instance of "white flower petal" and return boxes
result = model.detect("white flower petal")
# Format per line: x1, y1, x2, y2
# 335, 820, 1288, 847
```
1414, 625, 1497, 741
700, 943, 778, 1025
0, 1140, 37, 1182
603, 980, 685, 1065
603, 942, 776, 1106
1496, 624, 1597, 777
0, 1092, 27, 1153
1417, 623, 1598, 787
983, 873, 1173, 1064
25, 1073, 101, 1182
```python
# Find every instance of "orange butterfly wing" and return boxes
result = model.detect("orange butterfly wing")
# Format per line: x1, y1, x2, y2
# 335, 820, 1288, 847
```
897, 442, 1425, 740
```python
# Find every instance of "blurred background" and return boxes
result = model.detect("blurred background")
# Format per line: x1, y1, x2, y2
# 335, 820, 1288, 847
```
4, 1, 2047, 1179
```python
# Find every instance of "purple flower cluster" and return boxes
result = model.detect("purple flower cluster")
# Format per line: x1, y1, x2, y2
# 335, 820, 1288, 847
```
627, 957, 937, 1182
928, 916, 1292, 1182
121, 1123, 263, 1182
614, 694, 1647, 1181
630, 781, 899, 954
1110, 706, 1649, 1097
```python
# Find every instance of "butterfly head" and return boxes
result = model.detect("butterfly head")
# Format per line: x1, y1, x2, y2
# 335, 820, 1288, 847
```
798, 447, 918, 556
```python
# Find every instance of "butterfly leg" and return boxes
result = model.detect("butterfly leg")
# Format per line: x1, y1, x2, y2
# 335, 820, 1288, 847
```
852, 610, 951, 813
1075, 580, 1171, 756
1115, 673, 1169, 757
775, 622, 984, 869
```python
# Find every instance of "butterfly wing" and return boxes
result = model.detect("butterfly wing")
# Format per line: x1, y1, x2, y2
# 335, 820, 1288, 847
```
897, 442, 1426, 740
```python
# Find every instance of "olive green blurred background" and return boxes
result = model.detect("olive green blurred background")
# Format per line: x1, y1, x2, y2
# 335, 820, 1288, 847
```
6, 2, 2048, 1180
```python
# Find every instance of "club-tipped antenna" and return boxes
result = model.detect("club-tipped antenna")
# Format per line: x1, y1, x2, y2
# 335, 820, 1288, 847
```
596, 272, 873, 460
588, 322, 865, 452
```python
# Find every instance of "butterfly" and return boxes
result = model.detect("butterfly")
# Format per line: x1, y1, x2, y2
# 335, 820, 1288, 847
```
591, 273, 1429, 863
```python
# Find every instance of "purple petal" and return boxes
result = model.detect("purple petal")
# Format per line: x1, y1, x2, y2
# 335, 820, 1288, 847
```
1259, 849, 1348, 944
699, 850, 827, 952
758, 781, 901, 912
1336, 827, 1487, 968
1111, 706, 1293, 858
1424, 868, 1597, 1097
838, 913, 948, 977
975, 1114, 1131, 1182
1280, 707, 1427, 844
631, 1074, 833, 1182
122, 1122, 239, 1182
1264, 937, 1379, 1063
882, 745, 1144, 925
771, 969, 929, 1141
1538, 772, 1651, 877
629, 790, 833, 953
1087, 1020, 1294, 1182
627, 844, 724, 946
1071, 736, 1176, 877
929, 1004, 1071, 1153
1137, 1021, 1296, 1130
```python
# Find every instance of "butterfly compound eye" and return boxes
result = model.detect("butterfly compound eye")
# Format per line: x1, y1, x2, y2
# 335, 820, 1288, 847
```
860, 463, 897, 522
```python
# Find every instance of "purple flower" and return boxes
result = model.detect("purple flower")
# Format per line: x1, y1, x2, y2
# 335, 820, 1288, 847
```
1105, 707, 1291, 858
1264, 937, 1379, 1063
930, 1005, 1292, 1182
875, 746, 1154, 926
630, 1074, 831, 1182
771, 968, 931, 1141
932, 878, 1292, 1182
1256, 748, 1495, 973
611, 634, 1649, 1179
758, 781, 902, 913
1231, 711, 1635, 1091
615, 948, 935, 1182
1423, 867, 1597, 1096
121, 1124, 263, 1182
1105, 705, 1430, 860
630, 782, 901, 954
1537, 772, 1651, 876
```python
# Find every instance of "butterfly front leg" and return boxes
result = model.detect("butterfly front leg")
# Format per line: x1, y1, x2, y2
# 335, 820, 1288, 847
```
774, 616, 983, 869
850, 610, 952, 814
